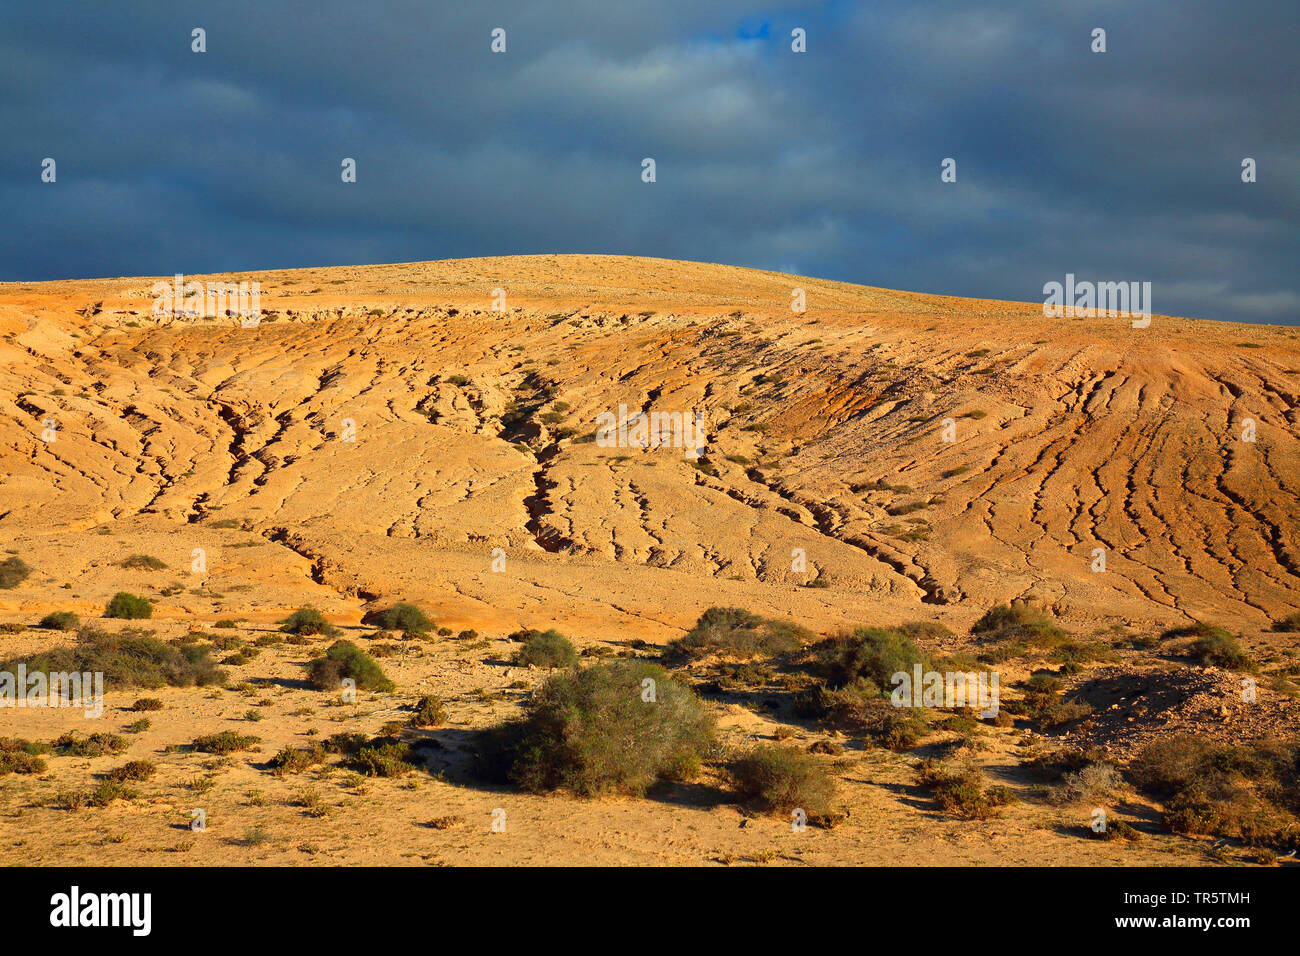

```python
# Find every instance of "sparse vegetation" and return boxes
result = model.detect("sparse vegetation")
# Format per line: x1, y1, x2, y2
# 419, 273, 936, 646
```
0, 557, 32, 589
1128, 736, 1300, 850
1, 628, 224, 690
511, 628, 579, 668
491, 660, 714, 796
362, 602, 434, 635
730, 744, 838, 821
915, 758, 1016, 819
37, 611, 79, 630
121, 554, 167, 571
104, 592, 152, 619
192, 731, 260, 754
667, 607, 809, 661
279, 606, 338, 637
306, 640, 395, 692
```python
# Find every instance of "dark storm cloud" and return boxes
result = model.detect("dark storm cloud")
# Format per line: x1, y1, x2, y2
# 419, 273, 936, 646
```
0, 0, 1295, 323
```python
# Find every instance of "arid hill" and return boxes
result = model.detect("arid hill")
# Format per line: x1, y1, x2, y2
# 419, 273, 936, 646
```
3, 254, 1298, 634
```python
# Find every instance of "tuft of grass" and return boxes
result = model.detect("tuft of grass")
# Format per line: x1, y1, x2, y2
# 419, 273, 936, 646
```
121, 554, 167, 571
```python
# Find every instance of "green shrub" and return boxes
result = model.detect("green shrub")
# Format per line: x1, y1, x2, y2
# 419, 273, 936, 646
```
0, 557, 32, 589
306, 640, 394, 692
87, 781, 137, 807
0, 738, 48, 775
37, 611, 80, 630
52, 732, 127, 757
1, 628, 224, 690
131, 697, 164, 712
511, 629, 579, 668
121, 554, 167, 571
409, 695, 447, 727
666, 607, 809, 661
971, 603, 1065, 645
279, 606, 338, 637
192, 731, 259, 754
730, 744, 837, 819
505, 660, 715, 796
1128, 737, 1300, 849
105, 760, 155, 783
268, 744, 327, 775
362, 602, 434, 635
1188, 629, 1254, 671
351, 738, 420, 777
818, 626, 928, 692
104, 592, 152, 619
915, 759, 1016, 819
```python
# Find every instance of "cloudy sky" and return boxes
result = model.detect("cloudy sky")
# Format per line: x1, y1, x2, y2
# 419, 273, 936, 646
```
1, 1, 1295, 323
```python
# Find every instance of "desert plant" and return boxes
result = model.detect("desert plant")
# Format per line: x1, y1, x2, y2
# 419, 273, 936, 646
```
817, 626, 928, 693
279, 606, 338, 637
52, 732, 127, 757
511, 629, 579, 668
409, 695, 447, 727
504, 660, 715, 796
915, 758, 1016, 819
191, 731, 259, 754
1, 628, 224, 690
306, 640, 394, 692
121, 554, 167, 571
104, 592, 152, 619
105, 760, 155, 783
1188, 629, 1254, 671
37, 611, 79, 630
0, 557, 32, 589
362, 602, 434, 635
730, 744, 838, 819
971, 602, 1064, 645
666, 607, 809, 661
